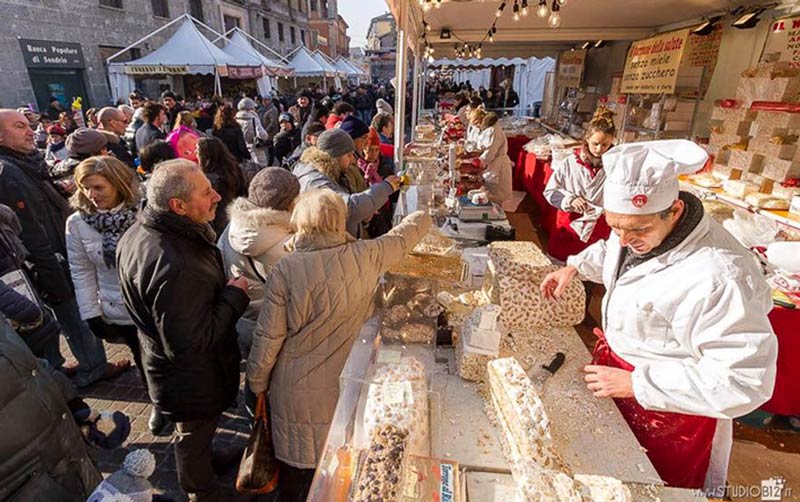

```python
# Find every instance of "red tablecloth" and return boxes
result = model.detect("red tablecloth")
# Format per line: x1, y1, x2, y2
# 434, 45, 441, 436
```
762, 306, 800, 416
506, 135, 530, 175
514, 150, 557, 235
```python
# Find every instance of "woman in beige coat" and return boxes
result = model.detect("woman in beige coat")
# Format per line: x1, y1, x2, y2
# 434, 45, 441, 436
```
246, 189, 430, 500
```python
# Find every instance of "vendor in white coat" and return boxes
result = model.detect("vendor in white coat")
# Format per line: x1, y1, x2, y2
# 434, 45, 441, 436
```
540, 140, 777, 494
475, 111, 513, 205
464, 98, 485, 147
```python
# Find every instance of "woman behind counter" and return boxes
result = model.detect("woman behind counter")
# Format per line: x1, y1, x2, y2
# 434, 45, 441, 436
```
246, 189, 430, 501
543, 107, 616, 263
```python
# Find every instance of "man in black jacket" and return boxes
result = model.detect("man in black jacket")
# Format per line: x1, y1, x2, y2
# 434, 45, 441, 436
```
0, 109, 128, 387
117, 159, 249, 502
96, 107, 135, 168
134, 102, 168, 153
161, 90, 185, 130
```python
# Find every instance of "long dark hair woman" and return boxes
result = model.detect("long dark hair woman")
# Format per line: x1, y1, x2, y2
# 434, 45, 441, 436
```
196, 136, 248, 235
212, 104, 251, 163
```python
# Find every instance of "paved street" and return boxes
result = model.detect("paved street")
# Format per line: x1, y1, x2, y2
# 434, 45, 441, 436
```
68, 338, 269, 501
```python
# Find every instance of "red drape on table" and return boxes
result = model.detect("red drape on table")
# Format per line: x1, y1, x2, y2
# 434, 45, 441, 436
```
762, 306, 800, 416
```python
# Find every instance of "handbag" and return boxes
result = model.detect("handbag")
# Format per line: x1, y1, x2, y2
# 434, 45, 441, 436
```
235, 392, 280, 494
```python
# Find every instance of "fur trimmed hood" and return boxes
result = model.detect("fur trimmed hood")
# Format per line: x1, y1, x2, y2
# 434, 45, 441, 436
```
226, 197, 293, 256
298, 146, 342, 181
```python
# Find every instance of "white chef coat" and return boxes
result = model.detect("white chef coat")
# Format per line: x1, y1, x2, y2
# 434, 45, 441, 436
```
477, 123, 513, 205
567, 213, 778, 491
543, 149, 606, 242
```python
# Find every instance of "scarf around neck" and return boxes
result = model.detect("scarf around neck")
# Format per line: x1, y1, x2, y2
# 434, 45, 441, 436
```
617, 191, 704, 278
82, 204, 138, 268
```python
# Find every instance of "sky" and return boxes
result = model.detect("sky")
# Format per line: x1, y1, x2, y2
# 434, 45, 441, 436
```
338, 0, 392, 48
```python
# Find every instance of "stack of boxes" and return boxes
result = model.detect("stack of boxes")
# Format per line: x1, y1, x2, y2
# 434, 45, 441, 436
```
707, 62, 800, 205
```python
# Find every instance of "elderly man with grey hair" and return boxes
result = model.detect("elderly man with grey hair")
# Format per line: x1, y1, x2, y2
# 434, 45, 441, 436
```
96, 106, 135, 168
117, 159, 249, 502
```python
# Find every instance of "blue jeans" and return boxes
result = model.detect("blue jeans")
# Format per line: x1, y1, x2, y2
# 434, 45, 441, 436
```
52, 296, 108, 387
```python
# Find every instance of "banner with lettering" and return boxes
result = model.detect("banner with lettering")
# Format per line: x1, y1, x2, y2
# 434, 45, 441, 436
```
621, 29, 690, 94
557, 50, 586, 89
681, 24, 723, 98
763, 15, 800, 67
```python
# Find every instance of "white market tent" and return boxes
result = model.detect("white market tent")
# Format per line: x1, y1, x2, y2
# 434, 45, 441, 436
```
287, 46, 340, 89
335, 57, 368, 84
219, 28, 294, 96
107, 15, 267, 101
311, 51, 344, 89
430, 56, 556, 113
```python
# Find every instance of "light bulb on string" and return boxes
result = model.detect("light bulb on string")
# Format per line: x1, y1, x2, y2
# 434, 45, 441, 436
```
489, 31, 495, 42
521, 0, 529, 16
435, 0, 442, 9
536, 0, 549, 18
513, 1, 520, 21
548, 1, 561, 28
557, 0, 567, 5
496, 1, 506, 17
422, 0, 432, 12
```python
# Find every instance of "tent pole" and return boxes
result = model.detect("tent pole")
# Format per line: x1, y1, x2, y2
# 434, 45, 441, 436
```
410, 44, 421, 132
106, 13, 188, 64
393, 0, 409, 169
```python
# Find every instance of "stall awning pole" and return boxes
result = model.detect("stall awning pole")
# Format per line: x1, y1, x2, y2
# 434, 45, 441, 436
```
393, 0, 409, 169
411, 46, 421, 133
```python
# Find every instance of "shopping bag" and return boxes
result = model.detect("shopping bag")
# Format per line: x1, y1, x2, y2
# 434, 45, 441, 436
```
235, 392, 280, 494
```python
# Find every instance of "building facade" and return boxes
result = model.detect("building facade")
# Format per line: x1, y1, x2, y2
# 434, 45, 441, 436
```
307, 0, 348, 58
0, 0, 310, 111
365, 12, 396, 84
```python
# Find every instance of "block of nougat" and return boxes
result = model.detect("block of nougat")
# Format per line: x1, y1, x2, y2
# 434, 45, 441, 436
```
736, 77, 800, 106
723, 179, 760, 199
708, 132, 748, 149
748, 137, 798, 160
762, 157, 800, 181
352, 424, 408, 502
741, 61, 799, 79
745, 192, 791, 210
772, 182, 800, 200
485, 242, 585, 331
710, 106, 757, 122
711, 163, 740, 180
574, 474, 633, 502
728, 150, 764, 174
363, 357, 429, 456
720, 118, 753, 136
456, 306, 504, 382
754, 110, 800, 130
488, 357, 560, 471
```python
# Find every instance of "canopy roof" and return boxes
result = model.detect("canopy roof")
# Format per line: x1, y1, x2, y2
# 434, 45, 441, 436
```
223, 29, 294, 76
110, 18, 238, 74
386, 0, 771, 50
430, 57, 527, 68
311, 50, 342, 77
289, 46, 330, 77
336, 57, 367, 77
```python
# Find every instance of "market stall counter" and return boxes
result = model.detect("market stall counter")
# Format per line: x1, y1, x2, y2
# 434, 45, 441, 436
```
306, 227, 710, 501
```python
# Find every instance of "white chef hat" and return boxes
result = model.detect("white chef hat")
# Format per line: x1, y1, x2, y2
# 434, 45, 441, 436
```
602, 140, 708, 215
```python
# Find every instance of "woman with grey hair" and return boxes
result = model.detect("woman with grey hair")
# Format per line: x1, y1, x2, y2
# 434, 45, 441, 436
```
246, 189, 430, 500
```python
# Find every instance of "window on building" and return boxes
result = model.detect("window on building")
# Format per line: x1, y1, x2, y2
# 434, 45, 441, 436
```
263, 18, 271, 39
290, 26, 296, 45
188, 0, 203, 21
310, 0, 317, 11
99, 0, 123, 9
278, 22, 285, 42
301, 30, 306, 45
224, 15, 241, 33
151, 0, 168, 17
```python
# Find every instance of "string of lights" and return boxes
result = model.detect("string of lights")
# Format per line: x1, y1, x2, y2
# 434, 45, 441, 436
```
418, 0, 569, 61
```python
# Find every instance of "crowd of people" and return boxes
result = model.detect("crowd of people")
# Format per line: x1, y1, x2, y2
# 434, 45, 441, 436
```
0, 80, 412, 502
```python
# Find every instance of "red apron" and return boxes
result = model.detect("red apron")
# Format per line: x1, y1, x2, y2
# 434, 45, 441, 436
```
592, 328, 718, 489
546, 150, 611, 262
547, 211, 611, 262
